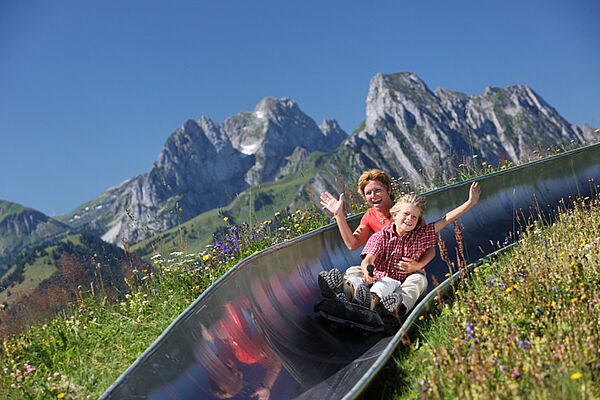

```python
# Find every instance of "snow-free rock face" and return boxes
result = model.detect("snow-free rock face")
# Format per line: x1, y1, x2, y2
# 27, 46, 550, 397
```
57, 98, 347, 245
310, 72, 595, 196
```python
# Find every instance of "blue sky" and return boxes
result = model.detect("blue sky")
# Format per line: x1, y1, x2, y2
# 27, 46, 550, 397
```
1, 0, 598, 216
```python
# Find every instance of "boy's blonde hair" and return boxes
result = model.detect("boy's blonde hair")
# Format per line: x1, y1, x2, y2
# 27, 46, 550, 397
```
390, 194, 426, 225
357, 169, 394, 201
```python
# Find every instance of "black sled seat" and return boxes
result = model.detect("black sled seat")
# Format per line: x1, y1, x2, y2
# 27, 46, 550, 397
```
314, 299, 385, 333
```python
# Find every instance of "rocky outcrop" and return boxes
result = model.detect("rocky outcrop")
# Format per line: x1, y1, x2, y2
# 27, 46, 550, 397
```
223, 97, 346, 185
56, 98, 347, 245
310, 72, 595, 196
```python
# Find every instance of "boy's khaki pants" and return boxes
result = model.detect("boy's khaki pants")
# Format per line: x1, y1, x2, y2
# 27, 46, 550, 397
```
343, 266, 427, 313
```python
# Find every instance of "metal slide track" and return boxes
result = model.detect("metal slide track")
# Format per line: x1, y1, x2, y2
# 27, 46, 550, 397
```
101, 144, 600, 399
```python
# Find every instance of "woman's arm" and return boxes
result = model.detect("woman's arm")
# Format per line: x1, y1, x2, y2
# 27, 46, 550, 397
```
396, 246, 436, 274
320, 192, 371, 250
433, 182, 481, 233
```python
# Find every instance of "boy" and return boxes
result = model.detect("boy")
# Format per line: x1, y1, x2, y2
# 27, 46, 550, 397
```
320, 182, 481, 318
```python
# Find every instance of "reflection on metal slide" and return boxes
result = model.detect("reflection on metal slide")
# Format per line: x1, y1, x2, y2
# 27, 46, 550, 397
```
101, 144, 600, 400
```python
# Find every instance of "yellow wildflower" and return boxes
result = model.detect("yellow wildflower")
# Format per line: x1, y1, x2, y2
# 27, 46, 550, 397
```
571, 372, 582, 380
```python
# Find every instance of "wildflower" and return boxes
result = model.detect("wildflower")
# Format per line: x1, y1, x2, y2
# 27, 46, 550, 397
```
275, 212, 280, 216
445, 272, 451, 277
223, 217, 228, 222
571, 372, 582, 380
419, 315, 424, 321
57, 394, 66, 399
202, 255, 210, 261
512, 370, 521, 378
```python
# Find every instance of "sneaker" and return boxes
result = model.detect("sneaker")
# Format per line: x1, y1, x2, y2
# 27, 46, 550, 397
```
380, 292, 407, 317
353, 284, 372, 308
335, 292, 349, 303
318, 268, 343, 299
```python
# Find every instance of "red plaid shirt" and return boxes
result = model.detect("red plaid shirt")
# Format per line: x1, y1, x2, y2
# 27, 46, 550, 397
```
360, 223, 436, 282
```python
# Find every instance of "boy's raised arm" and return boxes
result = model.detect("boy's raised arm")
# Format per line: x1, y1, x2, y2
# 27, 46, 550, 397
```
433, 182, 481, 233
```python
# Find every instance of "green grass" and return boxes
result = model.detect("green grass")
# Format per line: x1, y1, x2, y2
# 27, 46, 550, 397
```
0, 207, 332, 398
364, 196, 600, 399
0, 142, 599, 398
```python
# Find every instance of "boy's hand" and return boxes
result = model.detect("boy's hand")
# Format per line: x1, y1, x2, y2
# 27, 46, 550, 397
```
469, 182, 481, 204
363, 270, 375, 285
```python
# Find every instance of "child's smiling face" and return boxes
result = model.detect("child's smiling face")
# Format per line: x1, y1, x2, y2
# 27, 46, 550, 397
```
393, 203, 421, 234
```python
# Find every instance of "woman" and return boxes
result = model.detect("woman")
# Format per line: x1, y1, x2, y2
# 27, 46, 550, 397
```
319, 169, 435, 303
320, 169, 435, 265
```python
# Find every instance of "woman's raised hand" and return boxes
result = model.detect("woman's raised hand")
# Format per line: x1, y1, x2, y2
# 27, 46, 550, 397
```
469, 182, 481, 204
319, 191, 344, 217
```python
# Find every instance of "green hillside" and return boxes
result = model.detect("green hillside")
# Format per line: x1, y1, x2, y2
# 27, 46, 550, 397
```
0, 200, 72, 272
0, 233, 140, 335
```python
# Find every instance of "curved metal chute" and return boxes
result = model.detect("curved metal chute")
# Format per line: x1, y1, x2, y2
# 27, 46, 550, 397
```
101, 144, 600, 399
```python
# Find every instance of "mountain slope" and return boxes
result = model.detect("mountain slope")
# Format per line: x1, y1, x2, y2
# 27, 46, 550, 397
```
308, 72, 596, 196
0, 200, 73, 272
55, 98, 347, 246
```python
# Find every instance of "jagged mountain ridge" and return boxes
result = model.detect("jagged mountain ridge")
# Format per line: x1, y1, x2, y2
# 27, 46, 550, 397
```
309, 72, 595, 197
7, 71, 595, 259
54, 97, 347, 245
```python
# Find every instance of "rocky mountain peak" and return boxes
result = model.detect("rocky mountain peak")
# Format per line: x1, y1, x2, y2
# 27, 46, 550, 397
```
319, 119, 348, 145
314, 71, 595, 201
254, 97, 300, 119
224, 97, 347, 185
56, 96, 346, 246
